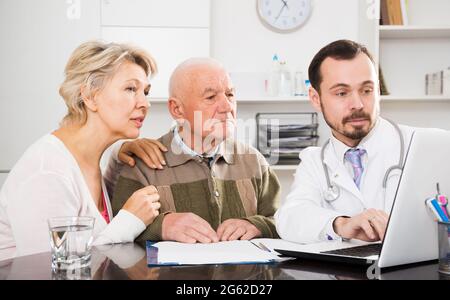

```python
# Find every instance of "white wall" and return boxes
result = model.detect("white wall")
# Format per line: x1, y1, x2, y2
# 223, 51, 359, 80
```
378, 0, 450, 97
101, 0, 210, 99
207, 0, 450, 202
138, 0, 362, 147
407, 0, 450, 26
208, 0, 361, 202
208, 0, 361, 146
0, 0, 101, 170
3, 0, 446, 203
381, 101, 450, 130
380, 39, 450, 96
211, 0, 359, 74
100, 0, 363, 202
100, 0, 210, 143
378, 0, 450, 133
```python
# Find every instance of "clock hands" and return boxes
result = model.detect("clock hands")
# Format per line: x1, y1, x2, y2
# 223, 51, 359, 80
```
275, 0, 289, 22
258, 0, 310, 31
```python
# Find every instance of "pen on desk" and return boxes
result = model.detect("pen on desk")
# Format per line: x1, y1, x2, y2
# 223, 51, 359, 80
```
258, 242, 271, 253
250, 241, 271, 253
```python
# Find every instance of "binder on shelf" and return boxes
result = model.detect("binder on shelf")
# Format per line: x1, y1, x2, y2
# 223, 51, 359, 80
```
390, 0, 403, 25
426, 69, 448, 96
400, 0, 409, 26
379, 66, 390, 96
380, 0, 390, 25
444, 68, 450, 96
383, 0, 404, 26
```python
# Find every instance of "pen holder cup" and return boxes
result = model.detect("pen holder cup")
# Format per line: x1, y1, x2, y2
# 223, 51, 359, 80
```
438, 222, 450, 275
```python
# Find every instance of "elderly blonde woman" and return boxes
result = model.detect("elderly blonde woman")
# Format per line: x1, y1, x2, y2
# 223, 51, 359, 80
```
0, 41, 162, 259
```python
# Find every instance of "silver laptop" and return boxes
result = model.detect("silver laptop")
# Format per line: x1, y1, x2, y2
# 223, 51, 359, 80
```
275, 128, 450, 268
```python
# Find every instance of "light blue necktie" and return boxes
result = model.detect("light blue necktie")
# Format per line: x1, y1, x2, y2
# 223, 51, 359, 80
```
344, 148, 367, 189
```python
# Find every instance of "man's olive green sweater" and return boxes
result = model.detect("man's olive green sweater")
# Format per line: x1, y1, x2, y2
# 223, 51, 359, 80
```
111, 130, 281, 241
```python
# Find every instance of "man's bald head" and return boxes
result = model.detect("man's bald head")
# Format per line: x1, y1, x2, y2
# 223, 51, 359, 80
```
168, 57, 226, 101
167, 57, 236, 153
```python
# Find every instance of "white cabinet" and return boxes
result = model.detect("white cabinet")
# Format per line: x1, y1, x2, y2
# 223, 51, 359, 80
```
0, 0, 102, 170
101, 0, 210, 28
102, 27, 210, 98
101, 0, 210, 99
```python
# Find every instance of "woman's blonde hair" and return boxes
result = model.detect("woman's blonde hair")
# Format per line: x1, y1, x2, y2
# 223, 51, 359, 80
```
59, 40, 157, 126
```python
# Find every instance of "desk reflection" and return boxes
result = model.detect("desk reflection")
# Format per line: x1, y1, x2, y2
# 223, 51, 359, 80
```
0, 242, 446, 280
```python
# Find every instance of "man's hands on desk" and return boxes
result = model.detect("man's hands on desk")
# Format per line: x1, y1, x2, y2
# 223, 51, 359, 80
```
162, 212, 262, 243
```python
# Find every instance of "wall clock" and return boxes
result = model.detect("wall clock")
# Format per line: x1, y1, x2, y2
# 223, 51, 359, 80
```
257, 0, 312, 33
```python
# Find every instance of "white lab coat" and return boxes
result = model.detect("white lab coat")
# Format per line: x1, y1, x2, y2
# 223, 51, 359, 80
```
275, 118, 416, 244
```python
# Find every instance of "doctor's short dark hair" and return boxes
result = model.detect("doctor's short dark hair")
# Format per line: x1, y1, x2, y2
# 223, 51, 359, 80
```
308, 39, 375, 94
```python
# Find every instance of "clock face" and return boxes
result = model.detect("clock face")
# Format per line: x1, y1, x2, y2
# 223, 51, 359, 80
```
257, 0, 312, 33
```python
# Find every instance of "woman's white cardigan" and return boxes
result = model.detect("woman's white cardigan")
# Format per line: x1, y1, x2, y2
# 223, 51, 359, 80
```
0, 134, 145, 260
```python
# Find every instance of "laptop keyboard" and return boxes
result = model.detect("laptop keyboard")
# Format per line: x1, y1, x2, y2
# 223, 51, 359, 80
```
321, 243, 382, 258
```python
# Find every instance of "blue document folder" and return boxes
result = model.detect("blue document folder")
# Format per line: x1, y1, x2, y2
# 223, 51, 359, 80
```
146, 240, 279, 266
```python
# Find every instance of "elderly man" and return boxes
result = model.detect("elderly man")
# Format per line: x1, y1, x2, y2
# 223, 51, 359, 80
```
108, 57, 280, 243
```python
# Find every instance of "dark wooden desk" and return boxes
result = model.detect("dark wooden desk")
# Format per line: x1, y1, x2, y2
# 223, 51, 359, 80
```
0, 243, 448, 280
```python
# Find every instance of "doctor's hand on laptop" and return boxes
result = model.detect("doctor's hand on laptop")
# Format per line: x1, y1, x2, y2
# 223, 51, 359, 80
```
333, 209, 389, 242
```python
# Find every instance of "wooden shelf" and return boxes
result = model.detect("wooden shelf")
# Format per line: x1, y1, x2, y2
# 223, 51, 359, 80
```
150, 96, 450, 103
379, 26, 450, 39
236, 96, 309, 103
147, 97, 167, 103
240, 95, 450, 103
381, 95, 450, 102
148, 96, 310, 104
271, 165, 297, 171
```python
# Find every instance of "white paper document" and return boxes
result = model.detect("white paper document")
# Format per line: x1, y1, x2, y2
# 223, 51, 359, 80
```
148, 239, 373, 266
150, 240, 281, 265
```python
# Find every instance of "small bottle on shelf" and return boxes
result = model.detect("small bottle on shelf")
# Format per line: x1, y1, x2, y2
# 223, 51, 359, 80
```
278, 61, 292, 97
267, 54, 280, 97
294, 69, 307, 96
305, 79, 311, 92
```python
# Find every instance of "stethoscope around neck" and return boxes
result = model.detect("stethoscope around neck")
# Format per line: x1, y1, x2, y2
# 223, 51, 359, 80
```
321, 119, 405, 202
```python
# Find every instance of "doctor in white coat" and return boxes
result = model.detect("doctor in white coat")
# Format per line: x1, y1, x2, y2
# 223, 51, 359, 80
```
275, 40, 415, 244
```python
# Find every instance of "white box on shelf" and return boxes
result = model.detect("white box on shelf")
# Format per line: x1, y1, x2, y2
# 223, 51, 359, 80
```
444, 68, 450, 96
426, 71, 444, 96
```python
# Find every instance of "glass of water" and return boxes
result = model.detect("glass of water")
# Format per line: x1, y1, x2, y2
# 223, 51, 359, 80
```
48, 216, 95, 270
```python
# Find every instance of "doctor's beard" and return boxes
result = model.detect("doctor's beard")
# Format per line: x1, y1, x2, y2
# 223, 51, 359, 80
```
322, 108, 374, 141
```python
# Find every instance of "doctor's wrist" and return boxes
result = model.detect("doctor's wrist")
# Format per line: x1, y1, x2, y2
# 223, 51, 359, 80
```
333, 216, 350, 238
